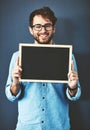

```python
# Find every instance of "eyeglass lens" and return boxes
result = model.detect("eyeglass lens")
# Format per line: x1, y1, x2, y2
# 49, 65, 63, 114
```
32, 23, 53, 31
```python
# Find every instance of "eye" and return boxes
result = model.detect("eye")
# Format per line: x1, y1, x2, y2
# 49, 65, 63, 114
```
35, 24, 41, 28
45, 24, 52, 27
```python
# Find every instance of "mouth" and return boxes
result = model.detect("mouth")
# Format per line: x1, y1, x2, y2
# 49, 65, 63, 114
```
40, 34, 48, 39
38, 33, 49, 39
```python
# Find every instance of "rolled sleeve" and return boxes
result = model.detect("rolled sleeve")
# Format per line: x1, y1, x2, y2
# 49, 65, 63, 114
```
5, 85, 21, 102
66, 87, 81, 101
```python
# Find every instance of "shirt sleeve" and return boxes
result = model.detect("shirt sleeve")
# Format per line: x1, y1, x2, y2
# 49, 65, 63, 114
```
5, 51, 21, 102
5, 85, 21, 102
66, 86, 81, 101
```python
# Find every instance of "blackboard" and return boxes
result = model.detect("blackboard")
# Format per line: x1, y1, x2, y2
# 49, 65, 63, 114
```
19, 43, 72, 83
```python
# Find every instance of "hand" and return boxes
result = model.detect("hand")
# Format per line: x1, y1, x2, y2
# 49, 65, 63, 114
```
12, 57, 22, 86
68, 61, 79, 89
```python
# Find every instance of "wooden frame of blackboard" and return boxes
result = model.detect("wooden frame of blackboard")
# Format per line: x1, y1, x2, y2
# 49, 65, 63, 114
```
19, 43, 72, 83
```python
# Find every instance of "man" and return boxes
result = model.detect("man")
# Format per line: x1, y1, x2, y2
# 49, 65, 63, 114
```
5, 6, 81, 130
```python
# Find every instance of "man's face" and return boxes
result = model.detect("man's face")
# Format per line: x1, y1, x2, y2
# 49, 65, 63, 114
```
29, 15, 55, 44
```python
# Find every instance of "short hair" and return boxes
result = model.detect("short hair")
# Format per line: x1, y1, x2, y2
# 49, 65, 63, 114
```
29, 6, 57, 27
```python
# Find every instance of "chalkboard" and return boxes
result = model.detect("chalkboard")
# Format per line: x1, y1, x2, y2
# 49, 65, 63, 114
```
19, 43, 72, 83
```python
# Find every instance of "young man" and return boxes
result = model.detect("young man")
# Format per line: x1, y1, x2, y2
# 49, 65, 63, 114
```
5, 7, 81, 130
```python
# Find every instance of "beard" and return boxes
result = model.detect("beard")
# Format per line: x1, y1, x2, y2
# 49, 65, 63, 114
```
33, 32, 54, 44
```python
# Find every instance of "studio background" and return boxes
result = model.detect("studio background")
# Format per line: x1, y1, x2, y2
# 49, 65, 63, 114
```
0, 0, 90, 130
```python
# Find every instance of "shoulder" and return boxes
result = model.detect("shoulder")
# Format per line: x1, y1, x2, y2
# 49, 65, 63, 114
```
11, 51, 19, 60
12, 51, 19, 57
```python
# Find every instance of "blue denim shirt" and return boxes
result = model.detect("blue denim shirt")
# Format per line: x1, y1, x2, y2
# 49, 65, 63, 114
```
5, 51, 81, 130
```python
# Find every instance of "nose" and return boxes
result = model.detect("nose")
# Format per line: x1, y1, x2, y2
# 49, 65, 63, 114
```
40, 26, 46, 32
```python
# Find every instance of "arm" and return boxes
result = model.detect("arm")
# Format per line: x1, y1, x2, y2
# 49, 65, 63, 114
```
10, 57, 22, 96
5, 52, 22, 101
66, 55, 81, 100
67, 60, 78, 97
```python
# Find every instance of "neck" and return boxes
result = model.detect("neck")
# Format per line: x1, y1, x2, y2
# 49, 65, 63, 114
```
35, 40, 53, 45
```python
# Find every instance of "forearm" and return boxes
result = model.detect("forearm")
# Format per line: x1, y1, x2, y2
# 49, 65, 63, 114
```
10, 82, 21, 96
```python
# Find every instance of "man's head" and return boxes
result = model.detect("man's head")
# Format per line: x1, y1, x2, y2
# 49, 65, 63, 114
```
29, 7, 57, 44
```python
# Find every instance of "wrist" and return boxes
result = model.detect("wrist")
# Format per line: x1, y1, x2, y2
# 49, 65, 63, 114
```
68, 86, 78, 97
68, 86, 77, 91
10, 82, 20, 96
12, 82, 19, 87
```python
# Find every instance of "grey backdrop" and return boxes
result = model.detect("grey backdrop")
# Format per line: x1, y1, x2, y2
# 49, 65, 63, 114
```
0, 0, 90, 130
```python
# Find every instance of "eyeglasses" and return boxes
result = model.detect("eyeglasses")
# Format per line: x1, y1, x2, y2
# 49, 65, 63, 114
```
31, 23, 54, 31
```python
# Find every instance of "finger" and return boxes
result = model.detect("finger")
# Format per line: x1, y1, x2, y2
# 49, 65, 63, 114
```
71, 60, 74, 71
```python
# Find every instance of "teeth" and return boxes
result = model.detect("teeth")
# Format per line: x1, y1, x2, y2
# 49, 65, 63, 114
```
40, 34, 48, 37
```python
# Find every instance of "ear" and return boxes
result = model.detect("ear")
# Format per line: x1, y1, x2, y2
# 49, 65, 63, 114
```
53, 25, 56, 33
29, 26, 33, 35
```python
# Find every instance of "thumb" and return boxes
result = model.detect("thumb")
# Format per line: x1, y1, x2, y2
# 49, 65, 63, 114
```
16, 57, 19, 66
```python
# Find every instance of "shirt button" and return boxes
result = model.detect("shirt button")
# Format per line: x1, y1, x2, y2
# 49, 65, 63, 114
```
42, 121, 44, 123
42, 83, 46, 86
42, 97, 45, 99
42, 108, 45, 111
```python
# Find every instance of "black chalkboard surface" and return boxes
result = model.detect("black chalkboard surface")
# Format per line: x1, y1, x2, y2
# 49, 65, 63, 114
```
19, 43, 72, 83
